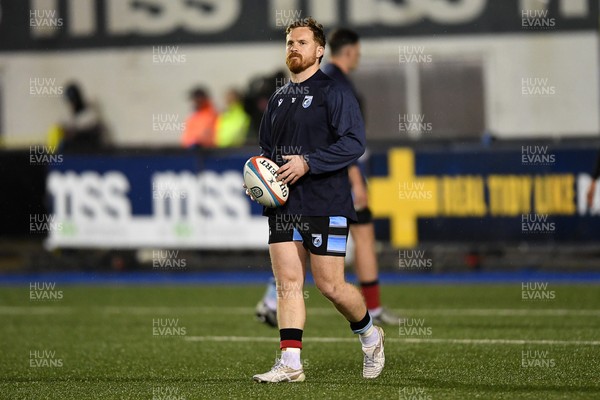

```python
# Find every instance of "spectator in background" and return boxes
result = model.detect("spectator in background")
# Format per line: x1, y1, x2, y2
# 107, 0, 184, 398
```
587, 152, 600, 209
215, 89, 250, 147
52, 82, 107, 153
181, 86, 218, 148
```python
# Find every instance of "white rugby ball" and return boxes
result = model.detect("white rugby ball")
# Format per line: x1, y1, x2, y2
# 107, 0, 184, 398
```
243, 156, 289, 208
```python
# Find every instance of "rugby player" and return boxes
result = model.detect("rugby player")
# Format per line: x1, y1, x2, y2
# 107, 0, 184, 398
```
248, 18, 385, 382
256, 28, 399, 327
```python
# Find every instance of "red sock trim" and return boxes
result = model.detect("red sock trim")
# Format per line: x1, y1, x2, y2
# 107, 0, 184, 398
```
361, 282, 381, 310
280, 340, 302, 350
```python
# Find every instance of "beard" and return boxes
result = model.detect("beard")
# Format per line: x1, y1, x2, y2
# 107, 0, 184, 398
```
286, 52, 317, 74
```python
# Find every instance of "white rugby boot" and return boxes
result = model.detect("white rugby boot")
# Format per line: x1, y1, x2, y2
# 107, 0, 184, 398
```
253, 358, 305, 383
362, 326, 385, 379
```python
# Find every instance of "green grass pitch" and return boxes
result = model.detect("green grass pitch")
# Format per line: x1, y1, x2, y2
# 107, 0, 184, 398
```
1, 283, 599, 399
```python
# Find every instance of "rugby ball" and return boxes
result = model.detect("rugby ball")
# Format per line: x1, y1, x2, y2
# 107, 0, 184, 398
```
243, 156, 289, 208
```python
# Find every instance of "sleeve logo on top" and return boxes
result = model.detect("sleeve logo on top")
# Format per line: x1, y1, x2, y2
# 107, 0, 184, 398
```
302, 95, 313, 108
278, 98, 283, 107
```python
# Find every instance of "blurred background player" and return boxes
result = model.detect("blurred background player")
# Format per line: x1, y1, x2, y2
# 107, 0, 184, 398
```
181, 86, 218, 148
214, 89, 250, 147
255, 28, 399, 327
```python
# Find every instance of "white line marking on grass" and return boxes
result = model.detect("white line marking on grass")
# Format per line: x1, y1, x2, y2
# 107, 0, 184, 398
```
413, 309, 600, 317
184, 336, 600, 346
1, 306, 599, 318
0, 306, 72, 314
129, 307, 599, 317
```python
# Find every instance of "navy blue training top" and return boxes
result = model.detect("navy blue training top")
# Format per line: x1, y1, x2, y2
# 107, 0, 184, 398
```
259, 68, 366, 220
322, 63, 367, 177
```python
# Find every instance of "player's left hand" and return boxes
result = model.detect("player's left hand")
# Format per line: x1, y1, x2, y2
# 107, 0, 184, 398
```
242, 183, 256, 202
276, 155, 309, 185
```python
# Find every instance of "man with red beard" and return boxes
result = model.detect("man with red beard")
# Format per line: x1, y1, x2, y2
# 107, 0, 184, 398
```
249, 17, 385, 383
256, 28, 400, 330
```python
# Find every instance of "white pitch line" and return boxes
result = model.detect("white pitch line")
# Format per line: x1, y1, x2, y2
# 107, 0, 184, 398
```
1, 306, 600, 317
0, 306, 73, 314
184, 335, 600, 346
81, 307, 600, 317
405, 309, 600, 317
